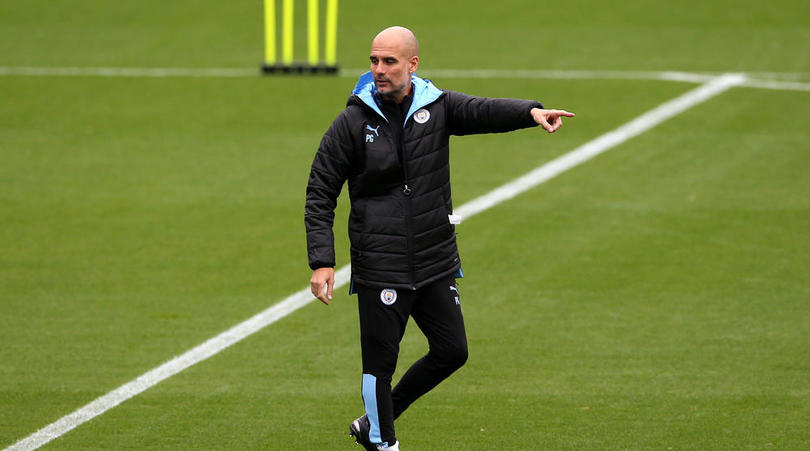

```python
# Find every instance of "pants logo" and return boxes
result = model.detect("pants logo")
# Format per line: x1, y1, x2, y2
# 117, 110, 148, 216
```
380, 288, 397, 305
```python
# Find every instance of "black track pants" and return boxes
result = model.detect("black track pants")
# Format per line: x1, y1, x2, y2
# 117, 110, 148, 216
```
356, 274, 468, 447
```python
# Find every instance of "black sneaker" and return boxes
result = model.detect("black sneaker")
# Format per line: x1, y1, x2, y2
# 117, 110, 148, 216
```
349, 414, 377, 451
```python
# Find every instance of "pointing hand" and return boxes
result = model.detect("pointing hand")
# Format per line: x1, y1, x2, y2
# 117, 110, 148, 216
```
531, 108, 575, 133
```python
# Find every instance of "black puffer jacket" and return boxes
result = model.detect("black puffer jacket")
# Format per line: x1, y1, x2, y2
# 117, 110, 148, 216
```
306, 72, 542, 290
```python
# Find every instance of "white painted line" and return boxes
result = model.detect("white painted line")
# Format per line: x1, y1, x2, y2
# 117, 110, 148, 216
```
742, 78, 810, 93
746, 72, 810, 81
3, 73, 744, 451
0, 66, 257, 78
412, 68, 718, 84
455, 73, 747, 219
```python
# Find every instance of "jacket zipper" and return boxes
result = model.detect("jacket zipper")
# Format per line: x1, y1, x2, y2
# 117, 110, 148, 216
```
399, 120, 416, 290
364, 99, 417, 290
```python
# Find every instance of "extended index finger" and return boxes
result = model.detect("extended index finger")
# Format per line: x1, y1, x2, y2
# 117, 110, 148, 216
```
553, 110, 575, 117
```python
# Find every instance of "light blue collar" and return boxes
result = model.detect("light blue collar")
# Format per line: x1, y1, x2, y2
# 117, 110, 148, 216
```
352, 71, 443, 125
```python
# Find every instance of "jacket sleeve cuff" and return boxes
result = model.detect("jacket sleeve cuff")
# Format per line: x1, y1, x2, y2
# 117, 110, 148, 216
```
526, 101, 543, 125
309, 261, 335, 270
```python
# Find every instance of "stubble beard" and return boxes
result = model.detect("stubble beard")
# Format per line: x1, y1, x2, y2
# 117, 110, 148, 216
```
376, 79, 409, 101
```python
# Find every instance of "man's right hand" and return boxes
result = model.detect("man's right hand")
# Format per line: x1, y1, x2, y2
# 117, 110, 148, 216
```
310, 267, 335, 305
530, 108, 575, 133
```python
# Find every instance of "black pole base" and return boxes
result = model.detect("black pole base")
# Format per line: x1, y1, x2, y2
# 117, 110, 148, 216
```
261, 63, 340, 75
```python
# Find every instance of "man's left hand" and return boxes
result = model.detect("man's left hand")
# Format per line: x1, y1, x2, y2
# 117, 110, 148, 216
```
531, 108, 575, 133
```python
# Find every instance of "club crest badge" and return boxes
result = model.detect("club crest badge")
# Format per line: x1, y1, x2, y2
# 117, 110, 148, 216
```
380, 288, 398, 305
413, 109, 430, 124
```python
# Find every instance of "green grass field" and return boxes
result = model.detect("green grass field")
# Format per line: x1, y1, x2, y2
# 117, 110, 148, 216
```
2, 1, 809, 449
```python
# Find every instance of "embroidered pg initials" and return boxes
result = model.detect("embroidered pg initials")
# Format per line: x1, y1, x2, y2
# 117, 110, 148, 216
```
365, 124, 380, 143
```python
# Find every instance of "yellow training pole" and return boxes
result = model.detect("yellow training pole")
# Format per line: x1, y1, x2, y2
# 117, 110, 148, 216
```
325, 0, 338, 66
263, 0, 276, 65
308, 0, 319, 66
282, 0, 294, 65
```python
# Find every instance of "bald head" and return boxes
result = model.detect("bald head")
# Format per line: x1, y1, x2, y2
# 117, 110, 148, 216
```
369, 26, 420, 102
372, 26, 419, 58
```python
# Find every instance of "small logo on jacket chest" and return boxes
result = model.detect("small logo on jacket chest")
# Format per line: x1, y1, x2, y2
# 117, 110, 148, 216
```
365, 124, 380, 143
413, 109, 430, 124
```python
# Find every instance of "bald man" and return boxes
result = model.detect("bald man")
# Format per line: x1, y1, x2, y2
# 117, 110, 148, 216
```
305, 26, 573, 450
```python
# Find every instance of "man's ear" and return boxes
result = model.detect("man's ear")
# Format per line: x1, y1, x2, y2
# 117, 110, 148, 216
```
409, 56, 419, 74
